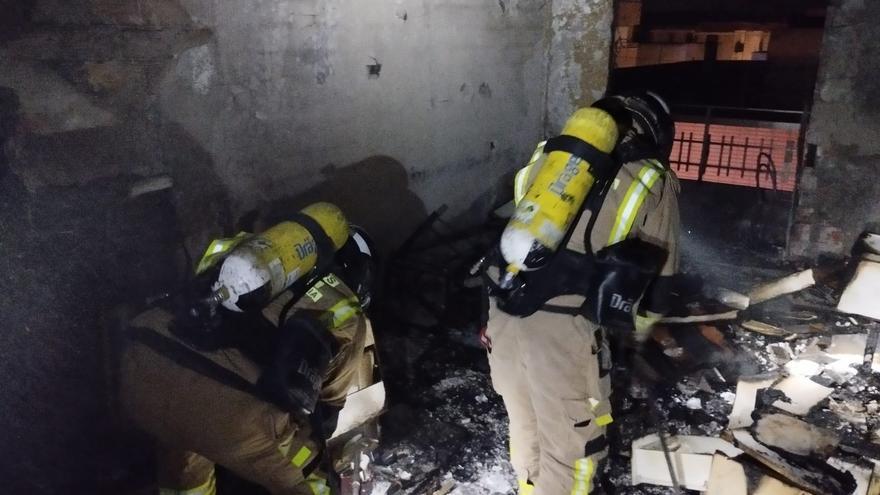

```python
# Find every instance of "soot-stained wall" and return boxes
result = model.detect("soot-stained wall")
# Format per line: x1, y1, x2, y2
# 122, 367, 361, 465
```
162, 0, 551, 251
0, 0, 614, 492
546, 0, 613, 133
790, 0, 880, 258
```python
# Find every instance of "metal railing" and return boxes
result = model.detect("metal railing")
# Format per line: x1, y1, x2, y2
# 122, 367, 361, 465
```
669, 105, 803, 191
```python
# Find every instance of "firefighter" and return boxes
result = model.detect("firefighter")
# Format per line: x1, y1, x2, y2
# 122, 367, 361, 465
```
120, 218, 376, 495
483, 91, 681, 495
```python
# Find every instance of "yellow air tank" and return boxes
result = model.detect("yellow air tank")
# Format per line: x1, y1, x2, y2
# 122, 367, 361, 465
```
499, 107, 619, 287
211, 202, 350, 312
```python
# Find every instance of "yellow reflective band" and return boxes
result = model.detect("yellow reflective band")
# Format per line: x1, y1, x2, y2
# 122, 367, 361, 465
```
571, 457, 595, 495
322, 273, 340, 287
635, 311, 663, 335
518, 478, 535, 495
596, 414, 614, 427
607, 162, 664, 245
159, 469, 217, 495
514, 165, 533, 206
307, 474, 331, 495
291, 445, 312, 467
325, 296, 361, 329
306, 285, 324, 303
514, 141, 547, 205
195, 232, 250, 274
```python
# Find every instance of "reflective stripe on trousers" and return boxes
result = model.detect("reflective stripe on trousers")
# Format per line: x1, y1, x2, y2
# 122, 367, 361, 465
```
307, 473, 331, 495
570, 458, 595, 495
588, 397, 614, 427
325, 296, 361, 329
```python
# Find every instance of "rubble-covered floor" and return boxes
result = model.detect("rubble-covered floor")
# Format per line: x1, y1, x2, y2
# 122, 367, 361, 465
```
368, 241, 880, 494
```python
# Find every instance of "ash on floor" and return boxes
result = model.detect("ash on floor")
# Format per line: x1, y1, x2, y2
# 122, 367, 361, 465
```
371, 323, 516, 495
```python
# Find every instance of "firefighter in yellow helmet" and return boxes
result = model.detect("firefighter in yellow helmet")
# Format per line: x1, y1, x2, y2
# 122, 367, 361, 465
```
120, 208, 377, 495
481, 92, 681, 494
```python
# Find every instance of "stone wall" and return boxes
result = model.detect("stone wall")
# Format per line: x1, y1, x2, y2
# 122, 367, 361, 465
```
789, 0, 880, 258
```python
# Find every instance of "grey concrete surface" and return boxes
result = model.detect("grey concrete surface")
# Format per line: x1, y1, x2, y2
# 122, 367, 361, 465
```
545, 0, 613, 133
0, 0, 615, 492
161, 0, 552, 243
790, 0, 880, 258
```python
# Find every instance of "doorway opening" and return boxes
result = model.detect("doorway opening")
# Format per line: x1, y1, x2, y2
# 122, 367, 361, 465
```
609, 0, 827, 265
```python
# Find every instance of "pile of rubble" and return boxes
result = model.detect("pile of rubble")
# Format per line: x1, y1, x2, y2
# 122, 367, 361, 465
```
368, 223, 880, 494
624, 233, 880, 495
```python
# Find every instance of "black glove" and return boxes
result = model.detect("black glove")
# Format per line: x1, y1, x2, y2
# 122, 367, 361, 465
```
258, 315, 338, 418
583, 238, 667, 331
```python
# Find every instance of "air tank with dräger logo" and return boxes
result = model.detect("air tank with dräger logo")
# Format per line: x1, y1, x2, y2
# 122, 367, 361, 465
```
498, 107, 619, 288
212, 202, 350, 312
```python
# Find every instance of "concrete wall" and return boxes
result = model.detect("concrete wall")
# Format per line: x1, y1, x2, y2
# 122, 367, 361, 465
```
162, 0, 551, 252
0, 0, 614, 492
546, 0, 613, 133
789, 0, 880, 258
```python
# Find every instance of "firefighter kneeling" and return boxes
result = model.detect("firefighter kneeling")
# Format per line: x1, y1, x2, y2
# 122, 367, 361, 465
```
483, 92, 681, 495
120, 203, 377, 495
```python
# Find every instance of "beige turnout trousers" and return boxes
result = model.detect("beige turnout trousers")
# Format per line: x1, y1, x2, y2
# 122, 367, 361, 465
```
489, 158, 681, 494
487, 296, 612, 495
121, 274, 366, 495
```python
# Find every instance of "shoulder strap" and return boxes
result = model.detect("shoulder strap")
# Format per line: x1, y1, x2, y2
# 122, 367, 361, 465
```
289, 212, 336, 274
582, 174, 616, 249
544, 135, 616, 180
129, 325, 276, 406
278, 213, 342, 324
554, 162, 619, 256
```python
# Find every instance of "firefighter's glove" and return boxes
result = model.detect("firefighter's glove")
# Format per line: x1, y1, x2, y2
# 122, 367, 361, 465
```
633, 311, 663, 344
258, 315, 338, 419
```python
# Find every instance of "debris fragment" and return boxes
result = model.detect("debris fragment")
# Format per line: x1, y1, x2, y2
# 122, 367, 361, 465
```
749, 269, 815, 305
859, 232, 880, 255
823, 359, 858, 384
331, 382, 387, 439
752, 476, 810, 495
828, 397, 868, 424
753, 414, 839, 457
730, 429, 848, 494
784, 359, 823, 377
863, 325, 880, 374
698, 376, 716, 393
660, 311, 739, 324
766, 342, 794, 365
780, 311, 819, 322
742, 320, 788, 337
769, 375, 833, 416
709, 287, 750, 310
868, 461, 880, 495
686, 397, 702, 410
631, 434, 742, 491
728, 376, 777, 429
705, 454, 747, 495
837, 259, 880, 320
432, 478, 456, 495
827, 333, 880, 371
827, 458, 872, 495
